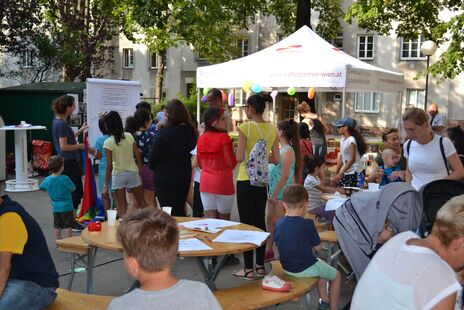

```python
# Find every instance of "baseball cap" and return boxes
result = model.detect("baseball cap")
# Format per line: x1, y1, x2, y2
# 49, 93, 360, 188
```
332, 117, 357, 128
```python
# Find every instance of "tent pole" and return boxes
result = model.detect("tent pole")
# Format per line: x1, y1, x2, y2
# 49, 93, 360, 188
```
273, 98, 276, 125
196, 88, 200, 125
342, 88, 346, 117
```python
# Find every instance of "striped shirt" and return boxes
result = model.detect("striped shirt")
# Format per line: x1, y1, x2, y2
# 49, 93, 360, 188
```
304, 175, 324, 210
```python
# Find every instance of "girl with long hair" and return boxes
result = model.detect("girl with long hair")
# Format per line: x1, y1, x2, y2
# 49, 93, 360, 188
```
233, 93, 279, 280
149, 99, 197, 216
102, 111, 145, 217
264, 119, 302, 262
197, 108, 237, 220
331, 117, 367, 188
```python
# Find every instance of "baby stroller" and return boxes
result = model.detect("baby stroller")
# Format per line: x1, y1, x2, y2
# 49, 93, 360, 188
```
419, 179, 464, 236
333, 182, 422, 280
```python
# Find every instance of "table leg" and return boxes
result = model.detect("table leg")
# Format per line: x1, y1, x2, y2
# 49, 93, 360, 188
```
195, 255, 230, 291
86, 247, 96, 294
14, 130, 27, 182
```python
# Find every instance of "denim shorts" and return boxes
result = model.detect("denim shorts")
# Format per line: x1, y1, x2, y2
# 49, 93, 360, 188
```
111, 170, 141, 190
0, 278, 57, 310
285, 259, 337, 281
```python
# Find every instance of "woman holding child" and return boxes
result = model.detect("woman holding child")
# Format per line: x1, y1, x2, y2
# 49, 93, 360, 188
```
402, 107, 464, 190
233, 94, 279, 279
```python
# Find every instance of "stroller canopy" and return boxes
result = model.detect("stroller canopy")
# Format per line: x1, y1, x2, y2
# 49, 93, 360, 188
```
334, 182, 422, 280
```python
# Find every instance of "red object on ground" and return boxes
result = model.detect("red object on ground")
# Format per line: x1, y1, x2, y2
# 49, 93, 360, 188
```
32, 140, 52, 170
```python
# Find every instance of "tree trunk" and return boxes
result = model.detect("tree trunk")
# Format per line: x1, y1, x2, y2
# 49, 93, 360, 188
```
154, 50, 165, 103
63, 64, 80, 82
296, 0, 312, 30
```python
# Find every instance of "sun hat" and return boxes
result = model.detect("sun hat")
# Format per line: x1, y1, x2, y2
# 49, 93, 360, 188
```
332, 117, 357, 128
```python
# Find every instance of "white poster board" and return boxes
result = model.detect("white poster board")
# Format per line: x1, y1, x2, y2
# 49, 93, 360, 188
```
86, 78, 141, 149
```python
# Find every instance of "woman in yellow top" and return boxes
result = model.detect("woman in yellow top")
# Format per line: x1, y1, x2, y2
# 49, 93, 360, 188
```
102, 111, 145, 218
233, 94, 279, 280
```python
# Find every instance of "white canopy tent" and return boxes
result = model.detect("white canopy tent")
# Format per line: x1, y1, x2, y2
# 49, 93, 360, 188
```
196, 25, 404, 121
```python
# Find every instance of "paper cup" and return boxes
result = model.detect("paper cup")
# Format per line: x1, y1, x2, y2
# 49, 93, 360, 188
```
107, 210, 117, 227
162, 207, 172, 215
368, 183, 380, 191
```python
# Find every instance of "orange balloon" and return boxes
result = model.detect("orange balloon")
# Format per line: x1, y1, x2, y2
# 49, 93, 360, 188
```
308, 87, 315, 100
220, 90, 227, 102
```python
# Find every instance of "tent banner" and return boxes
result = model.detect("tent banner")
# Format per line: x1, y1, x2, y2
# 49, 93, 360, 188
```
346, 68, 404, 93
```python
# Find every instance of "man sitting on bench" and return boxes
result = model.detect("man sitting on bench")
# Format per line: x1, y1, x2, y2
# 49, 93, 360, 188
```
0, 194, 59, 309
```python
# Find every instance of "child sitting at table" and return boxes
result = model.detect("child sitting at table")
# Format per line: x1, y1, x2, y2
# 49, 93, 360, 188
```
375, 148, 404, 186
39, 155, 77, 240
108, 207, 221, 310
275, 185, 341, 310
304, 156, 344, 225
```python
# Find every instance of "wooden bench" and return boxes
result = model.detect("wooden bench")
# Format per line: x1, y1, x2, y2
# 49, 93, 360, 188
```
56, 237, 97, 293
47, 288, 113, 310
319, 230, 351, 276
214, 261, 318, 310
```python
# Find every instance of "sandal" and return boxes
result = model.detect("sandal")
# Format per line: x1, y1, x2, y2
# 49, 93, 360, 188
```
232, 268, 255, 280
255, 265, 266, 278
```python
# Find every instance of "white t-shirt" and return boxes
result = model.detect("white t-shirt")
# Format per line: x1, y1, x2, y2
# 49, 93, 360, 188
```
304, 175, 324, 210
190, 147, 201, 183
352, 231, 461, 310
340, 136, 361, 175
404, 135, 456, 190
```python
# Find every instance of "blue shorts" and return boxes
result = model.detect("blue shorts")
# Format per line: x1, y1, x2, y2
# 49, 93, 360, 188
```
111, 171, 141, 190
285, 259, 337, 281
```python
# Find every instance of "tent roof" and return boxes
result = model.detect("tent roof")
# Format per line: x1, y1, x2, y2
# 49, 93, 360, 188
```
197, 26, 403, 93
0, 82, 85, 93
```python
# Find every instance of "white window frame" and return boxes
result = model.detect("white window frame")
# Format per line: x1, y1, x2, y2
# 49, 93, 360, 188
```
400, 35, 426, 60
149, 51, 167, 69
406, 89, 425, 110
357, 35, 374, 60
331, 31, 343, 50
21, 50, 34, 68
354, 92, 381, 113
233, 89, 246, 107
122, 48, 134, 69
239, 39, 249, 57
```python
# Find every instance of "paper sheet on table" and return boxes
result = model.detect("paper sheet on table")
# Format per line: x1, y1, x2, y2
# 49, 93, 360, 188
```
181, 218, 240, 230
325, 198, 348, 211
213, 230, 270, 246
178, 238, 213, 252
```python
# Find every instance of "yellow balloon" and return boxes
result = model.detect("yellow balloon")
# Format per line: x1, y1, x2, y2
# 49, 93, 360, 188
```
242, 80, 252, 93
308, 87, 315, 99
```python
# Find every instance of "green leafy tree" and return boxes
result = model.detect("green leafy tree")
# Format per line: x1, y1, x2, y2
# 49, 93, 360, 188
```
346, 0, 464, 80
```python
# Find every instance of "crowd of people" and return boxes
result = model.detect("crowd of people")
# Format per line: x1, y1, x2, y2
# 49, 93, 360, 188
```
3, 91, 464, 309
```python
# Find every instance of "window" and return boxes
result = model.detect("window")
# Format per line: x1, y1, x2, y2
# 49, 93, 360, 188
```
281, 97, 296, 119
149, 50, 167, 69
407, 89, 425, 110
238, 39, 249, 57
123, 48, 134, 68
354, 92, 381, 113
277, 34, 286, 42
331, 31, 343, 50
401, 35, 426, 59
233, 89, 246, 107
21, 50, 34, 68
357, 35, 374, 59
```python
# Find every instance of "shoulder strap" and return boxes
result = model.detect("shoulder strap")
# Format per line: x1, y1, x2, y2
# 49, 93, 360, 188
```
406, 139, 412, 156
248, 121, 264, 139
439, 136, 450, 175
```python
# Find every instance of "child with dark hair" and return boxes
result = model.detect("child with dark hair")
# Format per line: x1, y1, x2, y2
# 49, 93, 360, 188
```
108, 208, 221, 309
126, 109, 157, 208
275, 185, 341, 310
265, 119, 302, 262
304, 157, 343, 224
103, 111, 145, 217
197, 108, 237, 220
136, 101, 157, 135
331, 117, 367, 187
39, 155, 78, 239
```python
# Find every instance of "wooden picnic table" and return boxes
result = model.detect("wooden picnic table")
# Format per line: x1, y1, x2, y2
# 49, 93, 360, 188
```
81, 217, 265, 290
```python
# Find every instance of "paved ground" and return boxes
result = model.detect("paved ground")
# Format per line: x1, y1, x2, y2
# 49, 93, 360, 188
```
3, 177, 355, 309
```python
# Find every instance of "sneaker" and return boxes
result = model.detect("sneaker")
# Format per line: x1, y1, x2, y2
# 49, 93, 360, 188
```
224, 255, 240, 266
318, 300, 330, 310
71, 222, 85, 232
262, 275, 291, 292
264, 249, 275, 262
